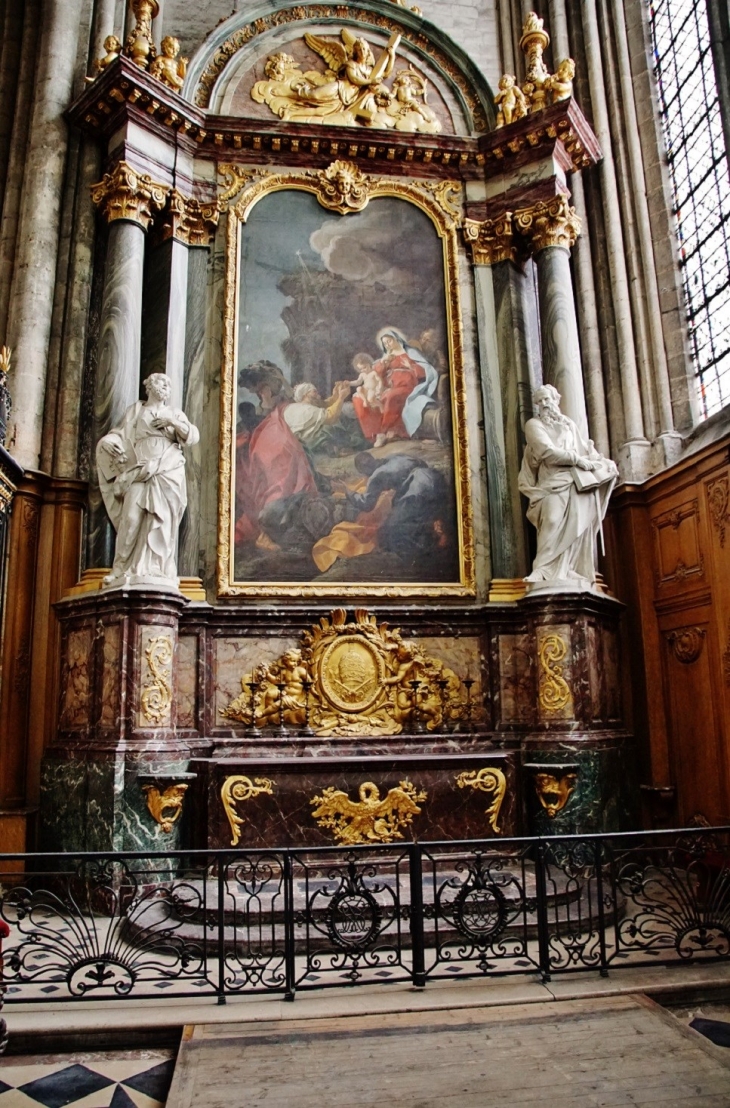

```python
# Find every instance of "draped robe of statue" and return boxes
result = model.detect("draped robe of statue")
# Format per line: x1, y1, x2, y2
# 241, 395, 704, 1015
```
518, 411, 616, 588
97, 399, 199, 587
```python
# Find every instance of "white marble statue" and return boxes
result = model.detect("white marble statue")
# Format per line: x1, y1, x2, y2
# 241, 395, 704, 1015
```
518, 384, 618, 591
96, 373, 199, 590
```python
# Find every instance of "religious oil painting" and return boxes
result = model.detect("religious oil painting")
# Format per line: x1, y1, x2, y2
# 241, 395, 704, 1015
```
219, 186, 473, 596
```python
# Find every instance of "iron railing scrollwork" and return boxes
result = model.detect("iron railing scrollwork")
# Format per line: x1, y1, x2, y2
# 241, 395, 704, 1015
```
1, 826, 729, 1004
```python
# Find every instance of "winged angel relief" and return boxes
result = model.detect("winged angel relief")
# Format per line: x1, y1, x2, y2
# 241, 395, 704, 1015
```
251, 30, 442, 133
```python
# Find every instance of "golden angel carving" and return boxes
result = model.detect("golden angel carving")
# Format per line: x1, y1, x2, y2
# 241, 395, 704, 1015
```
251, 30, 441, 134
311, 780, 426, 844
221, 608, 472, 737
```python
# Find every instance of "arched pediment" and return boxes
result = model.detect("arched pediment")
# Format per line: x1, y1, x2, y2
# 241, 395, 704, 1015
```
183, 1, 495, 135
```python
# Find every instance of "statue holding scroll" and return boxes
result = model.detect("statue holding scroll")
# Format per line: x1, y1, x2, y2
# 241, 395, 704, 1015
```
518, 384, 617, 590
96, 373, 199, 590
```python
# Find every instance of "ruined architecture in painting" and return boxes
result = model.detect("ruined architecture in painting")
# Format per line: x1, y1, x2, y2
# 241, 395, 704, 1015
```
0, 0, 728, 856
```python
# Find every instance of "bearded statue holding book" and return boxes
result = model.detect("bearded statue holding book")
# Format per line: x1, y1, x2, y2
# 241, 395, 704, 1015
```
518, 384, 618, 591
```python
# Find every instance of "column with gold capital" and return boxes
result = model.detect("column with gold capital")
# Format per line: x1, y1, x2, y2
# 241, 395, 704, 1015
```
87, 161, 169, 567
515, 195, 589, 439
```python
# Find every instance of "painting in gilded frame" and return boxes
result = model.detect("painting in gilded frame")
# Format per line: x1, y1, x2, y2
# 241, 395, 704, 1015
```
218, 181, 474, 597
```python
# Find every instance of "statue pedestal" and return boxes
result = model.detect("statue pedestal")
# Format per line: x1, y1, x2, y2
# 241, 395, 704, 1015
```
39, 589, 210, 853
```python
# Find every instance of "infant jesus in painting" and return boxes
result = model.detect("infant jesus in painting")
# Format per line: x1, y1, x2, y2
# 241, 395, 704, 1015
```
350, 352, 384, 411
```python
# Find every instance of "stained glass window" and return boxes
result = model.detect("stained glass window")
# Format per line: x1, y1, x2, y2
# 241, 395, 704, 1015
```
649, 0, 730, 417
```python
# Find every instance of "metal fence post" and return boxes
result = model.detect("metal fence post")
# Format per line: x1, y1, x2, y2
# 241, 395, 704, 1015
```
284, 851, 296, 1001
217, 853, 227, 1005
534, 840, 551, 983
409, 843, 426, 988
594, 839, 609, 977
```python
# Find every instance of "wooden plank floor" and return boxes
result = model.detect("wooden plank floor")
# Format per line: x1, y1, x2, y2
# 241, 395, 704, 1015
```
167, 994, 730, 1107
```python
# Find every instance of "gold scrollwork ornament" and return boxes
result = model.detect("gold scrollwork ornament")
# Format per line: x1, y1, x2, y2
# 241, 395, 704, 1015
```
455, 767, 507, 834
537, 632, 572, 714
221, 775, 274, 846
141, 634, 173, 725
310, 779, 426, 844
142, 783, 188, 833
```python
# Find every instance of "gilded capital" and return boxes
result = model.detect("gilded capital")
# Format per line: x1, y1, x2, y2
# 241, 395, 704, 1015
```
514, 195, 581, 252
161, 189, 220, 246
463, 215, 517, 265
90, 161, 169, 230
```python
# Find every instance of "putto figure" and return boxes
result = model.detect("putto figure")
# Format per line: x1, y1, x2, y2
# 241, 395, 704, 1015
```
96, 373, 199, 590
149, 35, 188, 91
518, 384, 618, 590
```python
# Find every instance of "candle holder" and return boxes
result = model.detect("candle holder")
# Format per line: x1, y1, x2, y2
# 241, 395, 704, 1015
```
300, 677, 314, 736
276, 682, 288, 735
463, 678, 475, 732
436, 678, 450, 733
409, 679, 425, 734
246, 680, 261, 737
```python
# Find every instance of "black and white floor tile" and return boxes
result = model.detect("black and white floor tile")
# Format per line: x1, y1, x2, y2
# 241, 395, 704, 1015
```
0, 1049, 175, 1107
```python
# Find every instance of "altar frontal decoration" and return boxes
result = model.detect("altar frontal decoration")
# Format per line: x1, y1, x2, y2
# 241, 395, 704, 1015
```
220, 608, 476, 736
310, 780, 427, 844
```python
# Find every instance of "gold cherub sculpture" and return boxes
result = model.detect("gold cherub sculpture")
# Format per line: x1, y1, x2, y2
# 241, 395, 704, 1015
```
149, 34, 188, 91
86, 34, 121, 83
494, 12, 575, 126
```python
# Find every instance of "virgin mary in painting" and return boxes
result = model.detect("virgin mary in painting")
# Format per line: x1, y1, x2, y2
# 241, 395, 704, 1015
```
351, 327, 440, 448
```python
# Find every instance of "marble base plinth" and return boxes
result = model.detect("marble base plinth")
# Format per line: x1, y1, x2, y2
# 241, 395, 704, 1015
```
191, 751, 520, 849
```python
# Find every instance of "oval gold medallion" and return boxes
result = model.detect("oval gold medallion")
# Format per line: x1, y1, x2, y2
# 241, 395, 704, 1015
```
320, 636, 385, 714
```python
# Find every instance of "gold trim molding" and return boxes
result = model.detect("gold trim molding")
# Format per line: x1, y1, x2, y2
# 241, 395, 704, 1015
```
141, 782, 188, 833
217, 163, 473, 598
455, 767, 507, 833
91, 160, 169, 230
488, 577, 527, 602
221, 775, 274, 846
310, 779, 426, 844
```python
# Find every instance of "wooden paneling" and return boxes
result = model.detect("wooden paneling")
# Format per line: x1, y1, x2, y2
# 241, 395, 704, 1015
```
606, 436, 730, 826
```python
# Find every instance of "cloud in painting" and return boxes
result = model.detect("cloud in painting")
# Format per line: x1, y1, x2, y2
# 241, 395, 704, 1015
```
309, 203, 440, 295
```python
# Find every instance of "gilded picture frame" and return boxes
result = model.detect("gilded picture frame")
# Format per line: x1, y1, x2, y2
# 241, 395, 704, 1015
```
217, 164, 475, 598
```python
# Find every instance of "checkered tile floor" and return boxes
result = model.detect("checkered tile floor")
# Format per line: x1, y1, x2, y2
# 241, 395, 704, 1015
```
0, 1050, 175, 1107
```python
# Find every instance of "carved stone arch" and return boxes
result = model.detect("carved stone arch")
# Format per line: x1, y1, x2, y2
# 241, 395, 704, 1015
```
181, 0, 495, 134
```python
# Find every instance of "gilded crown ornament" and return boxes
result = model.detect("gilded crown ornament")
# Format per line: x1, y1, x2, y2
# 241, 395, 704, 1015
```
495, 13, 575, 127
221, 608, 472, 736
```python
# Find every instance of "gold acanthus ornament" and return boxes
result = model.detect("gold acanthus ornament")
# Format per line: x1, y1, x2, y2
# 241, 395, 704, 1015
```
142, 783, 188, 833
513, 195, 582, 252
161, 189, 220, 247
252, 29, 441, 134
495, 13, 575, 126
221, 775, 275, 846
455, 768, 507, 834
221, 609, 472, 737
90, 161, 169, 230
310, 780, 426, 844
533, 771, 577, 818
463, 214, 517, 266
140, 634, 173, 725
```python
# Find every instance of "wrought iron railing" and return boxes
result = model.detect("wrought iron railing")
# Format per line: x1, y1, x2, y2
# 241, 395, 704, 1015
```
0, 827, 728, 1005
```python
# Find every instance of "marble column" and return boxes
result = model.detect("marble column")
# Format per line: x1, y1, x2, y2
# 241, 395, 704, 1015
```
0, 5, 39, 338
0, 2, 24, 218
516, 196, 589, 440
465, 216, 536, 581
90, 0, 120, 62
4, 0, 85, 470
87, 160, 168, 566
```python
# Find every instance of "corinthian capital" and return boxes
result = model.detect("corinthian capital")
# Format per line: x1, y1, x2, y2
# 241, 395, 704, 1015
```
463, 214, 517, 265
90, 161, 169, 230
514, 195, 581, 252
161, 189, 220, 247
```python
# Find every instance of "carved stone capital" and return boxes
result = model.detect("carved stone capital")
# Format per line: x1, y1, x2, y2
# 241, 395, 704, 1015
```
161, 189, 220, 246
514, 195, 581, 252
463, 214, 517, 265
90, 160, 169, 230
